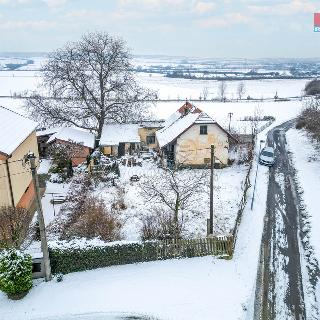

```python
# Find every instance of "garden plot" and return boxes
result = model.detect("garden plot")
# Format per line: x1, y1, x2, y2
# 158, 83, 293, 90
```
91, 160, 248, 240
40, 159, 248, 242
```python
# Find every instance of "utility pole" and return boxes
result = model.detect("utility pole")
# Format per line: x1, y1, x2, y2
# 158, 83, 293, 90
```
228, 112, 233, 132
26, 152, 52, 281
209, 145, 215, 235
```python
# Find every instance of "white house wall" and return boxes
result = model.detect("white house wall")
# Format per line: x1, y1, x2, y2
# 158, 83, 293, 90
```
175, 123, 229, 166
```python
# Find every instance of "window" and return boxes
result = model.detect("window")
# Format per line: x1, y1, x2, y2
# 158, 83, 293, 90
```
146, 135, 156, 145
200, 125, 207, 135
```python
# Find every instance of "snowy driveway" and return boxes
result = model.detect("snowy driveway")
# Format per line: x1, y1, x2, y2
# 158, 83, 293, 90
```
254, 121, 307, 319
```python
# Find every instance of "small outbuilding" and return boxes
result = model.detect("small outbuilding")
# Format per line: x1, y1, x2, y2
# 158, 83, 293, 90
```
46, 127, 95, 166
100, 124, 141, 157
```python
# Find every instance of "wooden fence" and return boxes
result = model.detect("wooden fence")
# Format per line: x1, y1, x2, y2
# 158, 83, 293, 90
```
231, 150, 254, 246
156, 236, 233, 259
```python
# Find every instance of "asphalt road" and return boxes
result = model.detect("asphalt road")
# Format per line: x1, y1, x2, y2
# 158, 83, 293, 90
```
254, 121, 306, 319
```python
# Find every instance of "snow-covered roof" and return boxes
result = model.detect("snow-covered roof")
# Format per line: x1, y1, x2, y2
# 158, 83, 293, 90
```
138, 120, 165, 128
100, 124, 141, 146
36, 127, 61, 137
47, 127, 95, 148
156, 102, 218, 148
156, 102, 234, 148
156, 113, 200, 148
0, 106, 37, 156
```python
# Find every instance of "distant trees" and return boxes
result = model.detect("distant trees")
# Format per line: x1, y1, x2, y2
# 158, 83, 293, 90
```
26, 31, 154, 145
218, 81, 227, 101
237, 81, 246, 100
202, 87, 209, 100
304, 79, 320, 96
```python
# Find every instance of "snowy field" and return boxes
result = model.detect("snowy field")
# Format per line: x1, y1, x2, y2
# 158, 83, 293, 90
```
0, 60, 306, 128
137, 73, 307, 100
0, 67, 308, 115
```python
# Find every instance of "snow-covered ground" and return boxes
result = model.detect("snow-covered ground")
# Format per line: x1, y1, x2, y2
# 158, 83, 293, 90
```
0, 137, 270, 320
38, 159, 71, 226
0, 69, 307, 99
151, 100, 302, 126
286, 129, 320, 309
137, 73, 306, 100
43, 160, 248, 241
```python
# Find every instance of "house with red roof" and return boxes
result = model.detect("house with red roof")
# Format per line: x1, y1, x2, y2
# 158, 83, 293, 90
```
156, 102, 237, 167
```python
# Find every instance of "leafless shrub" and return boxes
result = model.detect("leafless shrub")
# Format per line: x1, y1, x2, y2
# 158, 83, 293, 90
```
0, 206, 33, 248
61, 195, 122, 241
140, 209, 183, 241
296, 98, 320, 141
111, 187, 127, 211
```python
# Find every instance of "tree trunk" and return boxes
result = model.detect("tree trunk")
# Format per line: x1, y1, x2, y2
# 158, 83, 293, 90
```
95, 117, 105, 148
174, 195, 180, 239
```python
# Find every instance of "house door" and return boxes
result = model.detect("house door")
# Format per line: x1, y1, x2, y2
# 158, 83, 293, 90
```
118, 143, 125, 157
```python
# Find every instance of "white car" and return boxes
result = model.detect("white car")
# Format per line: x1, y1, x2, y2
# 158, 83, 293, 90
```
259, 146, 275, 166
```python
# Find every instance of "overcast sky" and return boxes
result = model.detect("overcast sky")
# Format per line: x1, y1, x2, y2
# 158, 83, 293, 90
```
0, 0, 319, 58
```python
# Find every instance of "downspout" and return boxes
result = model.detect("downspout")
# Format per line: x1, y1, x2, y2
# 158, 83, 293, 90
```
5, 158, 15, 207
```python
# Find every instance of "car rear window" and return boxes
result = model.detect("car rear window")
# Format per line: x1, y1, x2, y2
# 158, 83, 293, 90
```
262, 151, 273, 157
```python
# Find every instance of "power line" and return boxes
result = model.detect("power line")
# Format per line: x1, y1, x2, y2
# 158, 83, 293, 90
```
0, 155, 90, 167
0, 170, 31, 180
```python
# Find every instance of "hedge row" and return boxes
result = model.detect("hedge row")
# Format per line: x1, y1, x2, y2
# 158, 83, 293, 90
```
49, 237, 232, 274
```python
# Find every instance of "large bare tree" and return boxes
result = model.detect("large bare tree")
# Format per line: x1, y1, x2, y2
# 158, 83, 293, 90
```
26, 32, 154, 144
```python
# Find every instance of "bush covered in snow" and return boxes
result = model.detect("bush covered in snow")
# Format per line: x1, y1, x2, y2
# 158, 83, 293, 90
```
49, 236, 232, 275
0, 249, 33, 296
